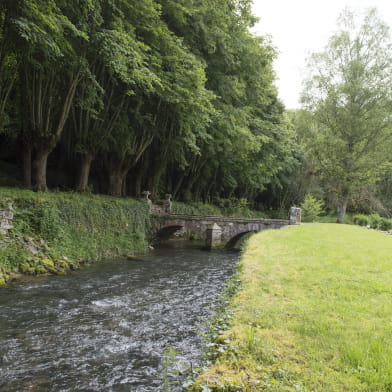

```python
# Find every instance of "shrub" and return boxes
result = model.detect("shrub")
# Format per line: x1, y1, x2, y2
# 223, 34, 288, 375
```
379, 217, 392, 231
353, 214, 369, 226
300, 194, 324, 222
368, 214, 382, 229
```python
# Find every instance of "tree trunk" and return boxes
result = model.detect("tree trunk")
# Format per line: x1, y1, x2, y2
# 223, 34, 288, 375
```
337, 197, 349, 223
134, 169, 143, 197
76, 153, 94, 192
108, 169, 126, 197
181, 174, 199, 202
22, 144, 32, 188
33, 149, 50, 191
173, 173, 185, 200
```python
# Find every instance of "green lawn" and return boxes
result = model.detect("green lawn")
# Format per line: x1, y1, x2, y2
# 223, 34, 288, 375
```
192, 224, 392, 391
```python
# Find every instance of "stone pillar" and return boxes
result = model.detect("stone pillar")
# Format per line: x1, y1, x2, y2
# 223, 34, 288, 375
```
289, 207, 301, 225
206, 223, 222, 249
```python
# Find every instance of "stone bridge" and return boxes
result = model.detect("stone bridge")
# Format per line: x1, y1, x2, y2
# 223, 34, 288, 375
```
151, 212, 299, 249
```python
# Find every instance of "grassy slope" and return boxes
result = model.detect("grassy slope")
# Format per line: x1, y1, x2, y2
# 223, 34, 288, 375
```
0, 187, 151, 284
192, 224, 392, 391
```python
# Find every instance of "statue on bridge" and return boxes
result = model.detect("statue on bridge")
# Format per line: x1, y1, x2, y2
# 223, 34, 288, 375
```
142, 191, 172, 215
151, 205, 302, 250
142, 191, 152, 211
163, 194, 172, 214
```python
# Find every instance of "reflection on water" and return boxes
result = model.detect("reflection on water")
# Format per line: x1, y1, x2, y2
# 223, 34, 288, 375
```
0, 242, 238, 391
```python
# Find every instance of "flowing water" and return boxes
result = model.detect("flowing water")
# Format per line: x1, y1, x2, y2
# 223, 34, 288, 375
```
0, 243, 238, 391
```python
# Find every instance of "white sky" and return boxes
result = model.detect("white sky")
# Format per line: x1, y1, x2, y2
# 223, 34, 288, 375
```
251, 0, 392, 109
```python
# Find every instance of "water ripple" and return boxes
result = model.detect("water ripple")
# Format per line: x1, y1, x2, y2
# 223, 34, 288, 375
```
0, 245, 237, 391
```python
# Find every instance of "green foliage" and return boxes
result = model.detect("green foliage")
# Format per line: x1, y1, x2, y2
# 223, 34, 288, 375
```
379, 218, 392, 231
172, 201, 222, 216
215, 198, 265, 218
162, 345, 180, 392
13, 200, 65, 242
301, 9, 392, 222
368, 214, 382, 230
0, 0, 292, 210
171, 199, 264, 218
0, 242, 29, 271
353, 214, 369, 226
300, 194, 324, 222
353, 213, 392, 231
0, 188, 151, 282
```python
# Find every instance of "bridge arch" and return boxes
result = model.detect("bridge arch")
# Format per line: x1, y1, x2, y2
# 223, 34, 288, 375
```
224, 231, 257, 249
155, 225, 184, 240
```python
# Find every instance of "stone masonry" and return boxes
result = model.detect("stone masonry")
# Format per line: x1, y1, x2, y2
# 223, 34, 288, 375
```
0, 202, 14, 236
152, 214, 295, 249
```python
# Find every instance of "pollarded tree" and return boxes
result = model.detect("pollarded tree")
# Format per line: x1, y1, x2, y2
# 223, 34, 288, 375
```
301, 8, 392, 223
14, 0, 89, 191
70, 0, 161, 192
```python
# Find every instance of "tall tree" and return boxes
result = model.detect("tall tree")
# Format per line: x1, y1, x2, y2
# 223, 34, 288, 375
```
70, 0, 160, 192
166, 0, 289, 202
301, 8, 392, 222
14, 0, 88, 190
0, 0, 19, 132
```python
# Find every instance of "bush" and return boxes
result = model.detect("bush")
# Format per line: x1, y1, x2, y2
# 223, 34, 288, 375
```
300, 194, 324, 222
353, 213, 392, 231
353, 214, 369, 226
379, 217, 392, 231
368, 214, 382, 229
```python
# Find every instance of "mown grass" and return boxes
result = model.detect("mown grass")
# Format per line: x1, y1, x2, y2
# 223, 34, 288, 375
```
191, 224, 392, 391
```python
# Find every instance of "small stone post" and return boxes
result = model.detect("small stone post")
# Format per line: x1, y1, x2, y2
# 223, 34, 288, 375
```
206, 223, 223, 249
289, 207, 301, 225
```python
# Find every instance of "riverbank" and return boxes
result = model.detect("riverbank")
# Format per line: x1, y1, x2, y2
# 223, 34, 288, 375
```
191, 224, 392, 391
0, 187, 264, 286
0, 188, 152, 285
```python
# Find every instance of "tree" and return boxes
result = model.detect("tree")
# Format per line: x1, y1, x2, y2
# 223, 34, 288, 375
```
70, 0, 161, 192
14, 0, 88, 191
154, 0, 289, 203
301, 8, 392, 223
0, 0, 19, 133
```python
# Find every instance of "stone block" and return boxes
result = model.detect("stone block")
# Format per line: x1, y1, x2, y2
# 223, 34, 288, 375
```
206, 223, 222, 249
289, 207, 301, 225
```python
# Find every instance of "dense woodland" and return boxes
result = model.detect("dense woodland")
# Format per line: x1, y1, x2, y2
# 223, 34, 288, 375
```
0, 0, 295, 206
0, 1, 391, 219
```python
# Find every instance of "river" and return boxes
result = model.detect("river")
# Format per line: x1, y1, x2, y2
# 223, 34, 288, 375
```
0, 243, 238, 391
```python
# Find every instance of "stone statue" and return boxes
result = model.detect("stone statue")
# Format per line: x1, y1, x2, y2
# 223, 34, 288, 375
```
163, 193, 172, 214
141, 191, 152, 210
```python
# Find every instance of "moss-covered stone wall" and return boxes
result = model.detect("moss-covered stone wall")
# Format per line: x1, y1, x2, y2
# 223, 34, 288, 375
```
0, 188, 151, 286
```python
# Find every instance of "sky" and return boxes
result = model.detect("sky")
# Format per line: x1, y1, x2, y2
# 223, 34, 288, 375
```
251, 0, 392, 109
